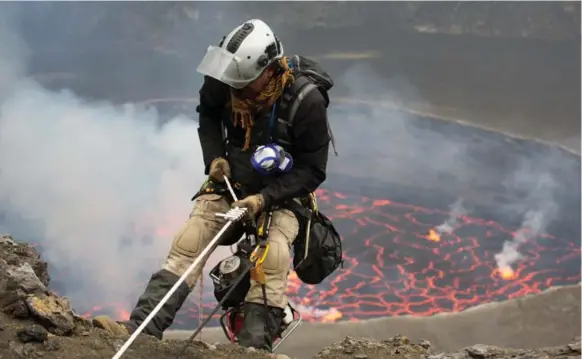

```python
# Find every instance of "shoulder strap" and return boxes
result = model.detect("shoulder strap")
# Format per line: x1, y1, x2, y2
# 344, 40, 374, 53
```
278, 75, 311, 125
292, 54, 301, 69
288, 82, 318, 126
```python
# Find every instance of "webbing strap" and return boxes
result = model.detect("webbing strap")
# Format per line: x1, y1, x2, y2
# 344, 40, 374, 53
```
287, 82, 318, 126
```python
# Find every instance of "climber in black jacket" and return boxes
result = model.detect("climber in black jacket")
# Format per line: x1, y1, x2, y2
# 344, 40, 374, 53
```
93, 18, 332, 352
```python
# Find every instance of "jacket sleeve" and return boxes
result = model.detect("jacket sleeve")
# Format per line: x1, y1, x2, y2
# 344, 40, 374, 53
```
197, 76, 229, 174
260, 89, 330, 208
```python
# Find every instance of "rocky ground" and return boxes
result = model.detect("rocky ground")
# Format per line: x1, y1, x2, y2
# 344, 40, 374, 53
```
0, 233, 580, 359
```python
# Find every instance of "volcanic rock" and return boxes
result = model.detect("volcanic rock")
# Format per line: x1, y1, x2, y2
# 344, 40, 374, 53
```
313, 336, 430, 358
0, 235, 580, 359
17, 324, 48, 343
422, 337, 582, 359
313, 336, 582, 359
6, 262, 47, 293
0, 234, 50, 285
25, 293, 77, 335
0, 237, 78, 336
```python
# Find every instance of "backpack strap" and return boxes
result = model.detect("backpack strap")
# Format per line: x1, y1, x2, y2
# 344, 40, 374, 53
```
277, 75, 313, 126
292, 54, 301, 69
288, 82, 319, 126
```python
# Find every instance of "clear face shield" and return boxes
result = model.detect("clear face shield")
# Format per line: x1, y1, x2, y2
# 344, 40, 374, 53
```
196, 46, 260, 90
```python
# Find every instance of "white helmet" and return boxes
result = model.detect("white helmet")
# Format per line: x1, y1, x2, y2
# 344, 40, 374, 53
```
196, 19, 284, 89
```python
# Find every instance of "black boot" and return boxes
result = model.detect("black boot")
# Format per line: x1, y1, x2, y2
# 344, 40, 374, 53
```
237, 302, 284, 352
121, 269, 190, 339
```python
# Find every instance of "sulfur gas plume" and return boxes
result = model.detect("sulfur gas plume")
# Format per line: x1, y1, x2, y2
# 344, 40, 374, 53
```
436, 198, 467, 234
494, 172, 559, 280
494, 210, 545, 280
427, 198, 467, 242
0, 5, 226, 314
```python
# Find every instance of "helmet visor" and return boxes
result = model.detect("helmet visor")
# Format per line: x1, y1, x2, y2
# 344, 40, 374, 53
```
196, 45, 258, 89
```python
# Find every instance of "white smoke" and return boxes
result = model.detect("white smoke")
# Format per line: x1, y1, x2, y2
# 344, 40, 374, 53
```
0, 9, 233, 313
0, 80, 205, 305
494, 210, 547, 273
494, 172, 559, 277
435, 198, 467, 234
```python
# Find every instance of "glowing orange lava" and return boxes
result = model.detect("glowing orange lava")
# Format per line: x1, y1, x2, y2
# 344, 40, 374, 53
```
495, 266, 518, 280
59, 188, 580, 328
427, 229, 441, 242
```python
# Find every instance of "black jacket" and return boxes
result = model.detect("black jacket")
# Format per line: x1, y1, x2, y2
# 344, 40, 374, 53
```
196, 76, 330, 208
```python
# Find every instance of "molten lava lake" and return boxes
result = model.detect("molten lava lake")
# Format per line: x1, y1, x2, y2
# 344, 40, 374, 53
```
17, 98, 582, 329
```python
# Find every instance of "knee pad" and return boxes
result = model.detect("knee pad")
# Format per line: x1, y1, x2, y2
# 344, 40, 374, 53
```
172, 193, 231, 257
263, 239, 290, 275
163, 217, 214, 285
171, 216, 210, 258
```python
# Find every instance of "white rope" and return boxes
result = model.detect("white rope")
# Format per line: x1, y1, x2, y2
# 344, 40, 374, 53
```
223, 176, 239, 202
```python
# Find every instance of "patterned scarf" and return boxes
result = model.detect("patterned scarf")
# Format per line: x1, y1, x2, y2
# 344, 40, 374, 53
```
230, 57, 294, 150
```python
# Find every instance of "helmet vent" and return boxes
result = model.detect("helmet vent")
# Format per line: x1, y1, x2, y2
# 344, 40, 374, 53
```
255, 41, 279, 67
226, 22, 254, 54
265, 42, 278, 60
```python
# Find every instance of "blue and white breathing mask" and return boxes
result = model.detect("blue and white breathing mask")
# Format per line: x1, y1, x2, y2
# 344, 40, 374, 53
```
250, 144, 293, 175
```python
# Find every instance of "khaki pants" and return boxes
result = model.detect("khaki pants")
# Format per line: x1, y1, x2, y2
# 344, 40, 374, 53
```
162, 193, 299, 309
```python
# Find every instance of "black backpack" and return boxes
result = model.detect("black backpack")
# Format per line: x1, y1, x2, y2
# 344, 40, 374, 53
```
289, 55, 333, 106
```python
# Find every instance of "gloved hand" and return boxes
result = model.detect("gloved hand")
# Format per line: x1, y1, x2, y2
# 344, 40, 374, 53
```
209, 157, 231, 183
232, 194, 264, 218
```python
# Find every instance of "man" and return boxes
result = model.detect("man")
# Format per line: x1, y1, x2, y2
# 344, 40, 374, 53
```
93, 19, 331, 351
